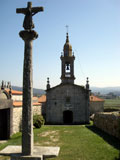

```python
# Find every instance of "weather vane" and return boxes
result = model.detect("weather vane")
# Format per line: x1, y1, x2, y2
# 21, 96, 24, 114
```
65, 25, 69, 33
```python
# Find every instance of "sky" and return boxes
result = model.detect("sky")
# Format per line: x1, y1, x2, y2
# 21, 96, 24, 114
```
0, 0, 120, 89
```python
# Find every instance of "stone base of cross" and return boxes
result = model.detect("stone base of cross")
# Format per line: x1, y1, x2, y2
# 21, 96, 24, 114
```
0, 145, 60, 160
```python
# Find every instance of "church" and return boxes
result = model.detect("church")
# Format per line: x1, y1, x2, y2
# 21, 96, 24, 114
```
45, 32, 90, 124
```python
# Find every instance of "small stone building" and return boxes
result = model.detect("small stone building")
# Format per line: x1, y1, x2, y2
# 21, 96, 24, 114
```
46, 33, 90, 124
0, 81, 42, 136
89, 95, 104, 115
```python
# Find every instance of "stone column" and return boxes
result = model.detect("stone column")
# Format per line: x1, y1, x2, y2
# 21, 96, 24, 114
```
19, 30, 38, 156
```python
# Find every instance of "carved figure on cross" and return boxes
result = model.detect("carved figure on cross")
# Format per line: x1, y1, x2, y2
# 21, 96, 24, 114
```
16, 2, 44, 30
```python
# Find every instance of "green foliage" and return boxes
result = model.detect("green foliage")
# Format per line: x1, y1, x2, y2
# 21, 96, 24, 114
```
33, 114, 45, 128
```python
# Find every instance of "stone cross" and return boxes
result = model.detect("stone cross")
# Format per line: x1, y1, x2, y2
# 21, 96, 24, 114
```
16, 2, 43, 30
16, 2, 43, 156
0, 2, 59, 160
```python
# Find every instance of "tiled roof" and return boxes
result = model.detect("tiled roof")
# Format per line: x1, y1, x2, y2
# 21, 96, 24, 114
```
12, 90, 22, 95
38, 95, 46, 103
33, 102, 41, 106
90, 95, 104, 102
12, 92, 103, 105
13, 101, 22, 107
13, 101, 41, 107
38, 94, 104, 102
6, 89, 22, 95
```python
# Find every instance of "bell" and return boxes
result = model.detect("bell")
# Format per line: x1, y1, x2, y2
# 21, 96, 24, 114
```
66, 65, 69, 70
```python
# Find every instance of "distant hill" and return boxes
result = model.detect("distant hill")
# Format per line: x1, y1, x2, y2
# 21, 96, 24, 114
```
11, 86, 120, 96
91, 86, 120, 96
12, 86, 46, 96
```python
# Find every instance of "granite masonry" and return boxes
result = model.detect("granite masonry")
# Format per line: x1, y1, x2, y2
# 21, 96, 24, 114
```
94, 112, 120, 139
13, 104, 42, 134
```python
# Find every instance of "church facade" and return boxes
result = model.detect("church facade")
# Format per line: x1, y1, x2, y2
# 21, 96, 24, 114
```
46, 33, 90, 124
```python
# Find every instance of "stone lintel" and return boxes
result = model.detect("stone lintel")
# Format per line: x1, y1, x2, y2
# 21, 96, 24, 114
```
0, 99, 13, 109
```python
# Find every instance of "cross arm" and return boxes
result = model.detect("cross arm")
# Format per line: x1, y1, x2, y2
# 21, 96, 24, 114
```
16, 8, 27, 14
16, 7, 44, 14
31, 7, 44, 13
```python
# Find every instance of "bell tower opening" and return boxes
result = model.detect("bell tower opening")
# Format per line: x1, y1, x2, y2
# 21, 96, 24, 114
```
65, 62, 71, 77
60, 32, 75, 84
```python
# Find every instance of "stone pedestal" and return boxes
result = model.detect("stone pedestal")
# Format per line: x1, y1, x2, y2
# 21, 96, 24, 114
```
19, 30, 38, 156
0, 145, 60, 160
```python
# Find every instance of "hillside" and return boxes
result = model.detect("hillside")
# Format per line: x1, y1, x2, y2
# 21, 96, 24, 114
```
12, 86, 46, 96
91, 86, 120, 96
11, 86, 120, 96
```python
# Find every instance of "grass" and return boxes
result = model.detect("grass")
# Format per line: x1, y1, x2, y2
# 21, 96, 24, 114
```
0, 124, 119, 160
104, 98, 120, 110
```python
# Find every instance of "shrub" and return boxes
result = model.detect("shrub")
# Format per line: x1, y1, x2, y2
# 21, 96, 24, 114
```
33, 115, 45, 128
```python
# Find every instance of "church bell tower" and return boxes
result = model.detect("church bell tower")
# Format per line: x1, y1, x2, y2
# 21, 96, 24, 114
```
60, 32, 75, 84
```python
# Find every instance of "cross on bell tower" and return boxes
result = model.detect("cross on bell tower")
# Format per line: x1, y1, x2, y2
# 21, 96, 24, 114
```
60, 30, 75, 84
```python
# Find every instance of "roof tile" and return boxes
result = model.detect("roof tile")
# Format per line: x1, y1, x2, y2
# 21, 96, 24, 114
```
90, 95, 104, 102
38, 95, 46, 103
13, 101, 41, 107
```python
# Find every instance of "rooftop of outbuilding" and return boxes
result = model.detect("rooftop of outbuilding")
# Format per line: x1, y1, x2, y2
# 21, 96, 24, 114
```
90, 95, 104, 102
13, 101, 41, 107
38, 95, 46, 103
6, 89, 22, 95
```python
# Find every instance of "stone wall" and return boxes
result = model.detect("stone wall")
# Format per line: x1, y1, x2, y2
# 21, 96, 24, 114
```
13, 105, 42, 134
90, 101, 104, 115
94, 112, 120, 139
12, 95, 22, 101
13, 106, 22, 134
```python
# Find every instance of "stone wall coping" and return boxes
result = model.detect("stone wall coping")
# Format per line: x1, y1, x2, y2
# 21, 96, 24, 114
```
96, 112, 120, 116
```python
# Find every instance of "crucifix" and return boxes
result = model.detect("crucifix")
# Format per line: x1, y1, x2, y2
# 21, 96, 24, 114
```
16, 2, 44, 156
0, 2, 59, 160
16, 2, 44, 30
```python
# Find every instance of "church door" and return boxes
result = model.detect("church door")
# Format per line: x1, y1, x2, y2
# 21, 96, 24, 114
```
63, 110, 73, 124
